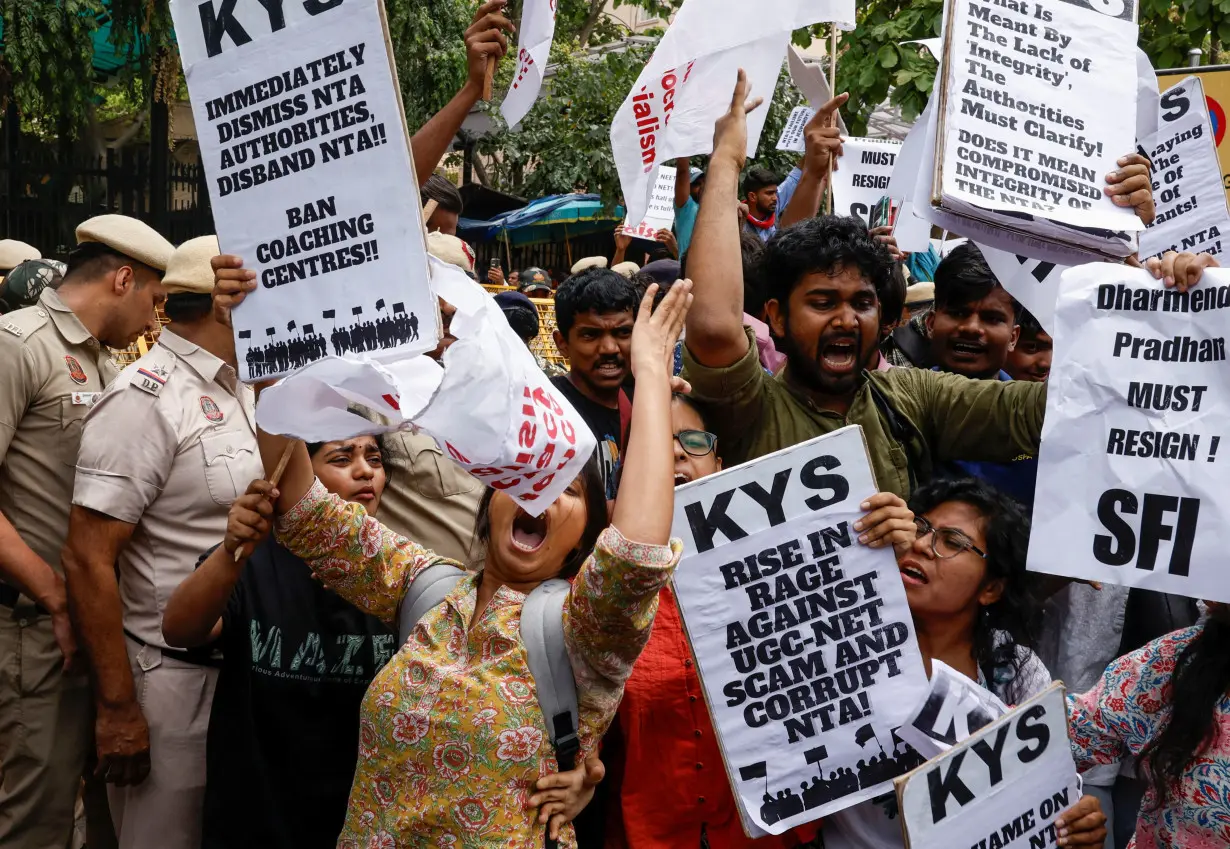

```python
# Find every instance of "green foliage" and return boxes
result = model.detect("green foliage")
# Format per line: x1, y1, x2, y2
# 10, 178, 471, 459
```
0, 0, 103, 133
386, 0, 474, 132
752, 65, 806, 179
475, 43, 653, 206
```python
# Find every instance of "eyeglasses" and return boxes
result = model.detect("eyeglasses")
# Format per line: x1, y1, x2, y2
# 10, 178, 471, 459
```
674, 429, 717, 457
913, 516, 987, 560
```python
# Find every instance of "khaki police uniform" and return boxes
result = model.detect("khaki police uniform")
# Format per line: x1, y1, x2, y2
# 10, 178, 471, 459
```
0, 288, 117, 848
73, 329, 261, 849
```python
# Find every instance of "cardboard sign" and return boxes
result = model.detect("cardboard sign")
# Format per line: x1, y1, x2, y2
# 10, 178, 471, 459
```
171, 0, 438, 381
776, 105, 816, 154
256, 258, 595, 514
1139, 77, 1230, 260
671, 426, 930, 836
896, 661, 1009, 761
831, 138, 904, 228
1029, 264, 1230, 602
611, 0, 853, 224
622, 167, 677, 241
897, 685, 1080, 849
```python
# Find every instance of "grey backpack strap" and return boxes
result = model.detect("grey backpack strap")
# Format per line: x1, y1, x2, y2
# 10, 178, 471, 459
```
397, 564, 466, 644
521, 578, 580, 772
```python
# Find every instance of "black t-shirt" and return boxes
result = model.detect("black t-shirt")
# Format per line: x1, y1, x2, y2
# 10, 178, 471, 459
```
201, 540, 394, 849
551, 374, 623, 499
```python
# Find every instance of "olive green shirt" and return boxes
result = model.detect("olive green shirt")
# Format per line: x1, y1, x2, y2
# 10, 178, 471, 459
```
682, 328, 1047, 498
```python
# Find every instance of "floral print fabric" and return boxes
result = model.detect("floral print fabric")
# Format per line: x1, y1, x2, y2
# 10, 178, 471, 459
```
1067, 625, 1230, 849
276, 479, 679, 848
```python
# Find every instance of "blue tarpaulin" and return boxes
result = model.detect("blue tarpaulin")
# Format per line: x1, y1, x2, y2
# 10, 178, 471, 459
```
458, 193, 623, 247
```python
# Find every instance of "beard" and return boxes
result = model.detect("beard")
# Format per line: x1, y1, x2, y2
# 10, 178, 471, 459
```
777, 327, 873, 398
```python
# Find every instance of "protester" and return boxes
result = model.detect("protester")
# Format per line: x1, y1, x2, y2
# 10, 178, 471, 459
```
740, 167, 789, 242
682, 71, 1211, 498
213, 257, 689, 845
1005, 307, 1053, 383
927, 243, 1019, 381
421, 174, 464, 235
0, 214, 170, 849
822, 478, 1108, 849
63, 236, 261, 849
551, 268, 640, 499
1068, 607, 1230, 848
495, 289, 564, 377
673, 159, 705, 256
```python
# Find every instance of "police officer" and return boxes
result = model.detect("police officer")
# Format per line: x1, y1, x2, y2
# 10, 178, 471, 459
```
0, 215, 171, 849
63, 236, 263, 849
0, 258, 68, 314
0, 238, 41, 277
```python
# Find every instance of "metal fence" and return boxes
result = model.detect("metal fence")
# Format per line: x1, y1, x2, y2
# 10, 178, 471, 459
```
0, 146, 215, 257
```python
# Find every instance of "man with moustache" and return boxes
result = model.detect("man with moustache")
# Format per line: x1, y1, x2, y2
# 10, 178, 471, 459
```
551, 268, 640, 500
681, 72, 1195, 499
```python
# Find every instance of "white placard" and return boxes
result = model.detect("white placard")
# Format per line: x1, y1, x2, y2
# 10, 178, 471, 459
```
786, 46, 848, 134
898, 685, 1080, 849
831, 138, 903, 227
611, 0, 854, 224
1139, 77, 1230, 260
978, 242, 1068, 335
171, 0, 438, 382
776, 105, 815, 153
500, 0, 558, 129
622, 167, 677, 240
937, 0, 1141, 232
896, 660, 1009, 761
1029, 264, 1230, 602
671, 426, 930, 836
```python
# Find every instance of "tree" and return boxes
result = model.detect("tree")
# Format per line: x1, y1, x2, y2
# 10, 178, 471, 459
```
829, 0, 1226, 137
0, 0, 176, 137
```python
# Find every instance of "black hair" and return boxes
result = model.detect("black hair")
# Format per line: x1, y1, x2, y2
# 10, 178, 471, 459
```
305, 435, 394, 484
553, 268, 638, 338
1015, 306, 1046, 340
672, 391, 708, 426
1138, 614, 1230, 811
760, 216, 895, 314
1131, 612, 1230, 812
880, 262, 909, 335
63, 243, 128, 284
933, 243, 1018, 319
420, 173, 463, 215
740, 231, 768, 319
907, 477, 1041, 704
470, 453, 607, 579
163, 293, 213, 323
501, 304, 540, 342
742, 167, 779, 198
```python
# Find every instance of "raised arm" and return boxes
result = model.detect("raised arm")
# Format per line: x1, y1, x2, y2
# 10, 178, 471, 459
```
674, 157, 692, 209
408, 0, 514, 185
779, 93, 847, 229
684, 70, 762, 369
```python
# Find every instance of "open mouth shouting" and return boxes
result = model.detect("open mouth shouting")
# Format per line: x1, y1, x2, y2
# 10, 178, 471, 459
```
674, 471, 692, 486
511, 508, 549, 554
898, 559, 929, 587
593, 358, 626, 381
819, 335, 860, 374
947, 338, 988, 363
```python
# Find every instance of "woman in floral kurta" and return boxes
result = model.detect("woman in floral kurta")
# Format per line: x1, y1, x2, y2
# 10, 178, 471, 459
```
1068, 623, 1230, 848
249, 281, 693, 848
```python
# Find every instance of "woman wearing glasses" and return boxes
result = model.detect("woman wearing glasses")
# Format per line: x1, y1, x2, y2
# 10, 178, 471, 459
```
823, 476, 1106, 849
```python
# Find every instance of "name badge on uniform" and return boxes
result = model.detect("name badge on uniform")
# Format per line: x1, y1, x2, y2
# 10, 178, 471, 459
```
71, 392, 101, 407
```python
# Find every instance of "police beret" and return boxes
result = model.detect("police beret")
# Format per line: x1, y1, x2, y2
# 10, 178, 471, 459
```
426, 232, 475, 272
611, 261, 640, 278
75, 214, 174, 272
906, 282, 935, 306
570, 256, 608, 275
0, 239, 41, 272
163, 235, 220, 296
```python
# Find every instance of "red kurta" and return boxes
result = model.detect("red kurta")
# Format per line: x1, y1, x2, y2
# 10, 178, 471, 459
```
608, 587, 816, 849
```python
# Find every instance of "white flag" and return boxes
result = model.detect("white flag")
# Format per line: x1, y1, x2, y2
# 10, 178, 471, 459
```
611, 0, 854, 224
500, 0, 558, 129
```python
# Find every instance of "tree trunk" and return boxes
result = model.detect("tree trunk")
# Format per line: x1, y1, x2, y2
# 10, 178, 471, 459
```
576, 0, 606, 46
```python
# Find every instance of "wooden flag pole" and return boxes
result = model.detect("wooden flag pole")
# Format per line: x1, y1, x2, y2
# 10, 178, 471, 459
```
825, 25, 838, 214
483, 57, 496, 101
233, 441, 296, 563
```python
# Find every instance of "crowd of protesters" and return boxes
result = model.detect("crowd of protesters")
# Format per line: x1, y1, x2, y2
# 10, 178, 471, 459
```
0, 2, 1228, 849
